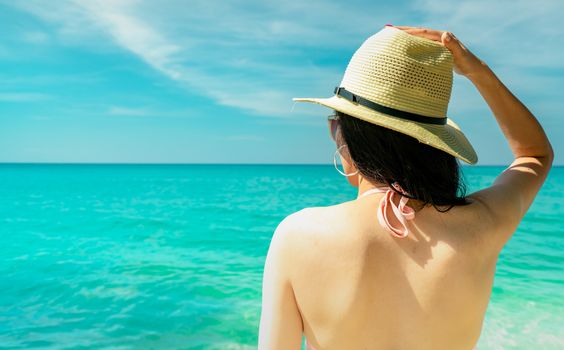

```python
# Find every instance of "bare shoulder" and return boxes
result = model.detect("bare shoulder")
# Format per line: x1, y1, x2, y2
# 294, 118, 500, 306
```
273, 207, 319, 242
274, 205, 340, 243
271, 204, 348, 262
270, 207, 318, 253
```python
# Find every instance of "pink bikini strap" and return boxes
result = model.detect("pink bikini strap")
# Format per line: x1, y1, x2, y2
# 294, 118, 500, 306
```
360, 182, 416, 238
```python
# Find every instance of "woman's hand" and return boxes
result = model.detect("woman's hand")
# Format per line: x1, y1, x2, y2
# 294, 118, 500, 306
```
389, 25, 488, 78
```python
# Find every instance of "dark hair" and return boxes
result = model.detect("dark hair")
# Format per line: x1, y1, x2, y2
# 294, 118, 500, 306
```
336, 111, 470, 212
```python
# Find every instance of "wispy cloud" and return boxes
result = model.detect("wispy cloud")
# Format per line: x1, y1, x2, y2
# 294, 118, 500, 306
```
108, 106, 150, 117
5, 0, 563, 119
225, 134, 265, 142
21, 31, 50, 45
0, 92, 51, 102
103, 104, 202, 119
410, 0, 564, 70
6, 0, 350, 117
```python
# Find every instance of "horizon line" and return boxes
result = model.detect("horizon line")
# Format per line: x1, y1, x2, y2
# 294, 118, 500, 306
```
1, 162, 562, 167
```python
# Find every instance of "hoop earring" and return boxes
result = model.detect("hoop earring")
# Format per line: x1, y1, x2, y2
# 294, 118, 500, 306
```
334, 144, 359, 177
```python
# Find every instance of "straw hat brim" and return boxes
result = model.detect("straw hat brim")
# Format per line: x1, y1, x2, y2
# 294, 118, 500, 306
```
293, 94, 478, 164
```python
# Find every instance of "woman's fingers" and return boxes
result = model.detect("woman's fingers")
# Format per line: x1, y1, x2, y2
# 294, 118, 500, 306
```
389, 25, 416, 29
439, 32, 462, 59
404, 30, 442, 42
387, 25, 445, 43
387, 25, 461, 52
384, 24, 485, 78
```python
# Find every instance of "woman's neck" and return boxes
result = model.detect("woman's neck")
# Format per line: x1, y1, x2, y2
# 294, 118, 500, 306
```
356, 176, 427, 211
356, 177, 388, 198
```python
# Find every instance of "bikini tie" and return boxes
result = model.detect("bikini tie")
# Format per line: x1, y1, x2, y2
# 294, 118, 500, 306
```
359, 182, 416, 238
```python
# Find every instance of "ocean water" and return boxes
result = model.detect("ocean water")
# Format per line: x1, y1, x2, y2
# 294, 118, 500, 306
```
0, 164, 562, 350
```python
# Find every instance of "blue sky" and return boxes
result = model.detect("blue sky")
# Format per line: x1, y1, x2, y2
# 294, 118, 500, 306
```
0, 0, 562, 164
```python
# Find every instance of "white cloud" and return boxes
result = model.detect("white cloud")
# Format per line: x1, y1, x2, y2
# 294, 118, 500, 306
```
1, 73, 105, 87
225, 134, 265, 142
5, 0, 563, 120
410, 0, 564, 70
75, 1, 181, 73
5, 0, 346, 117
108, 106, 150, 116
0, 92, 51, 102
21, 31, 50, 45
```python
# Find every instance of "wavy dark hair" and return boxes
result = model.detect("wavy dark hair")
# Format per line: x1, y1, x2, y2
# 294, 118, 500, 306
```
335, 110, 470, 212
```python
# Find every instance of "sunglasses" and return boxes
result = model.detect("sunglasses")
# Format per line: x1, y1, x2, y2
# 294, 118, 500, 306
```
327, 113, 339, 141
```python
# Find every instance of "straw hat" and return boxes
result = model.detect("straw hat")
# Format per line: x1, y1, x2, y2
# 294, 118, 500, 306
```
293, 25, 478, 164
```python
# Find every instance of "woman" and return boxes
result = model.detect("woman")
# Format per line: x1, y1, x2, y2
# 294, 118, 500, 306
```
258, 25, 553, 350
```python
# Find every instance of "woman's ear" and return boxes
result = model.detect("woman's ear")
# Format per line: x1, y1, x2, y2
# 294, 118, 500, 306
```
337, 143, 360, 187
346, 169, 360, 187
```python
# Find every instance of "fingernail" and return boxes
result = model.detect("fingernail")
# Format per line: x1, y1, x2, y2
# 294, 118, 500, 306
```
445, 33, 451, 42
385, 24, 393, 27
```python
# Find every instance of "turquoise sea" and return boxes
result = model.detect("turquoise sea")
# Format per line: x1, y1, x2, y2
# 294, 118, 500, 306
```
0, 164, 562, 350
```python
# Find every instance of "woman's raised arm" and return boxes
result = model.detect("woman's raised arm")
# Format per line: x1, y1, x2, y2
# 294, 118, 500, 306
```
392, 25, 554, 250
466, 63, 553, 249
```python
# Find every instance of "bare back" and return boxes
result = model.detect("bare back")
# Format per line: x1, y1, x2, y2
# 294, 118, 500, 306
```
289, 194, 500, 350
